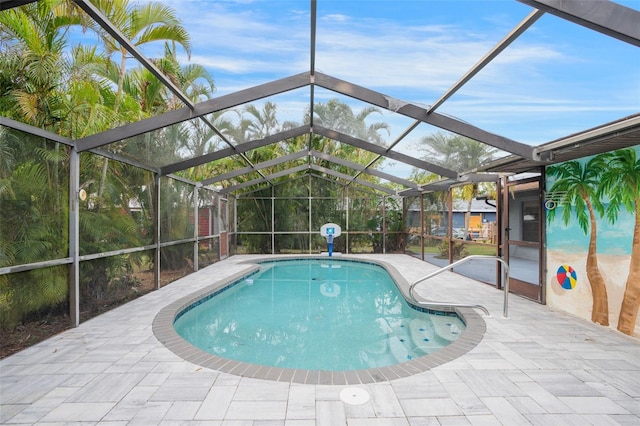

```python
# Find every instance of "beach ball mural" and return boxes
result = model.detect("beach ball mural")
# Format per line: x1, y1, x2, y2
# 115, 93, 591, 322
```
556, 264, 577, 290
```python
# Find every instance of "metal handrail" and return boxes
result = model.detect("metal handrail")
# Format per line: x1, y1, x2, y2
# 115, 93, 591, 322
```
409, 255, 510, 318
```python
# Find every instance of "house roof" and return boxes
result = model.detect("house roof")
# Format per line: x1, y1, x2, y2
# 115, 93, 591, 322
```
479, 113, 640, 174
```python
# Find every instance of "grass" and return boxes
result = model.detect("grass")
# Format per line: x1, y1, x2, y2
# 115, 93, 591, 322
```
407, 240, 497, 257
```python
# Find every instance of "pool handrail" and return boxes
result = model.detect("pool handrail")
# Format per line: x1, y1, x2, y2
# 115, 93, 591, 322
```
409, 255, 510, 318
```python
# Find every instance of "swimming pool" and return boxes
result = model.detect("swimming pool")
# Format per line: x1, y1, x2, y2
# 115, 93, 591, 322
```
175, 258, 464, 370
153, 256, 486, 384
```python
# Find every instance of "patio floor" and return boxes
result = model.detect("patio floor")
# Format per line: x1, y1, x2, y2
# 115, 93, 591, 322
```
1, 254, 639, 425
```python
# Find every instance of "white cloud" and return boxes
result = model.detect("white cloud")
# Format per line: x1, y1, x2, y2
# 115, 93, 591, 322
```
152, 1, 638, 145
322, 13, 350, 23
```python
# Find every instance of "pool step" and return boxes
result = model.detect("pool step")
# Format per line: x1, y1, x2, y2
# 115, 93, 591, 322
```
408, 318, 440, 351
429, 315, 462, 343
388, 334, 411, 362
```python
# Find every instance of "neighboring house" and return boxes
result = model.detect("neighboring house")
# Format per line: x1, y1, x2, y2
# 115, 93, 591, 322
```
406, 198, 497, 239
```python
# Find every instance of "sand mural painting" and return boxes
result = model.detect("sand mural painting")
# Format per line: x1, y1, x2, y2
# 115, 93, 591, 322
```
545, 146, 640, 336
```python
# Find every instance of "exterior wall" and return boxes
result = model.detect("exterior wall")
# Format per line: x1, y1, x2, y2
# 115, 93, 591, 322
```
407, 210, 496, 231
545, 145, 639, 336
452, 212, 465, 228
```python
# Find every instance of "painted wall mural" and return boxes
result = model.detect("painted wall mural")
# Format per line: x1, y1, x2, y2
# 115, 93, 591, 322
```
545, 145, 639, 336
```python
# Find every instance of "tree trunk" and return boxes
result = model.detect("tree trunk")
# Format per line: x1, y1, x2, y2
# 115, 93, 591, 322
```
617, 201, 640, 335
98, 157, 108, 199
586, 199, 609, 326
114, 47, 127, 116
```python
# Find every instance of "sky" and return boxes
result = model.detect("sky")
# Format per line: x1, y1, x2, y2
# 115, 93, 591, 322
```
116, 1, 640, 176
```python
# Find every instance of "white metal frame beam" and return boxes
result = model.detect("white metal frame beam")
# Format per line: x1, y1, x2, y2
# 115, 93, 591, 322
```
76, 73, 312, 152
313, 73, 536, 160
517, 0, 640, 47
313, 125, 459, 179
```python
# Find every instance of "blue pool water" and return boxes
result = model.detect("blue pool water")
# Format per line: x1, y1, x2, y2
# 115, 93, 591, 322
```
174, 259, 465, 371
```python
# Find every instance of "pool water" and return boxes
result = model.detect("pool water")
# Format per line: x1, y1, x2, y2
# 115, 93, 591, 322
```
174, 259, 465, 371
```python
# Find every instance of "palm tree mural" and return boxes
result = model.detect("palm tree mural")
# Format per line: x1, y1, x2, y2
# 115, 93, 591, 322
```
547, 156, 610, 326
600, 148, 640, 335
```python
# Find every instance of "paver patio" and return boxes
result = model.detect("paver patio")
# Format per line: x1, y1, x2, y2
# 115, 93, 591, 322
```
1, 254, 638, 425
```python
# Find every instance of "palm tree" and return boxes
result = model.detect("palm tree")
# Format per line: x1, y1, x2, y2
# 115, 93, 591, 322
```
311, 99, 389, 143
0, 0, 80, 130
417, 132, 497, 236
0, 129, 69, 328
62, 45, 119, 138
87, 0, 191, 116
87, 0, 191, 197
304, 99, 385, 178
244, 102, 280, 140
418, 132, 496, 172
547, 157, 610, 326
125, 42, 214, 114
600, 148, 640, 335
0, 127, 16, 180
196, 99, 391, 254
0, 1, 83, 328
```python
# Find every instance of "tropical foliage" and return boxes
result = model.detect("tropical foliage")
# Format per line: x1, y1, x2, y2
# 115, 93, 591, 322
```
0, 130, 69, 328
0, 0, 403, 332
414, 132, 497, 261
230, 99, 399, 254
416, 132, 497, 233
417, 132, 497, 174
0, 0, 201, 328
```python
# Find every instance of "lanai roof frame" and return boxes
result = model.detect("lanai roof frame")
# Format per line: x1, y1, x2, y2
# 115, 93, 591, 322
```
0, 0, 638, 190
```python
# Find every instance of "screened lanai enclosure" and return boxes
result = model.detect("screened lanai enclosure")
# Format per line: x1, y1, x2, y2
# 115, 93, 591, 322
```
1, 0, 639, 351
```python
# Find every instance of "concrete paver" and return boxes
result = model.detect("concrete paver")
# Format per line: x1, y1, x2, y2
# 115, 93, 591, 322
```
1, 254, 638, 424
